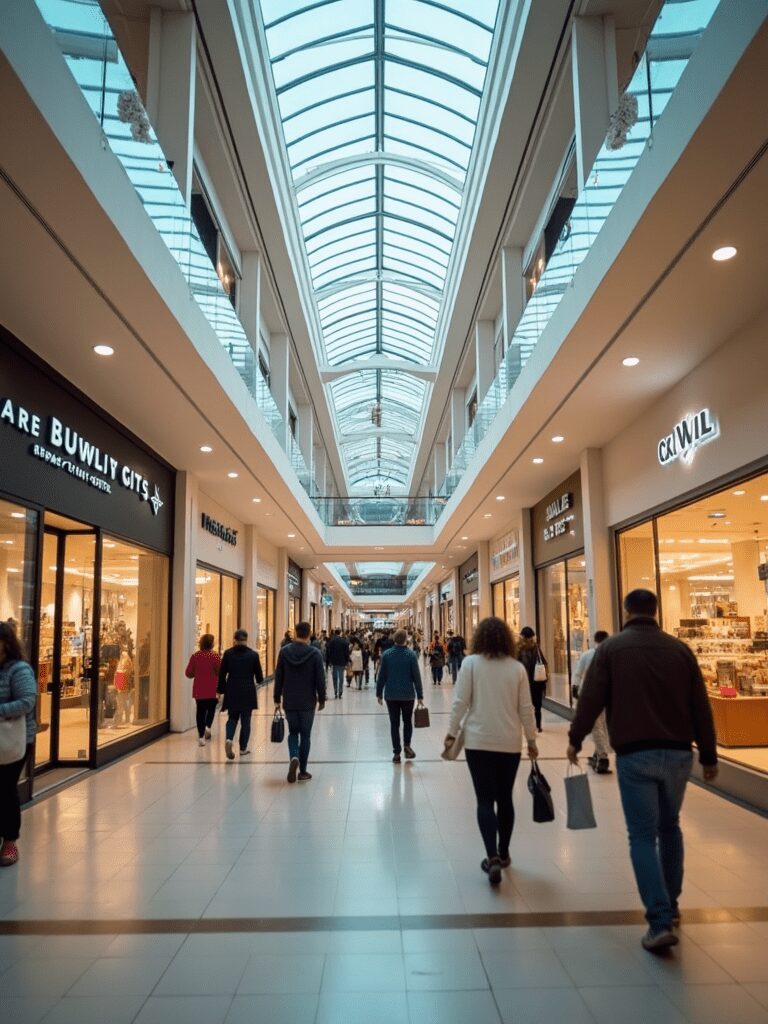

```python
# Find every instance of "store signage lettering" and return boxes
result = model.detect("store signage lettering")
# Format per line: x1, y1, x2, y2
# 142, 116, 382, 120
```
1, 398, 164, 515
491, 531, 519, 572
287, 570, 301, 593
201, 513, 237, 546
544, 492, 575, 542
462, 568, 478, 585
658, 409, 718, 467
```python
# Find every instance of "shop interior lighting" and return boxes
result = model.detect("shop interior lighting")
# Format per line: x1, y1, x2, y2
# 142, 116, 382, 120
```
287, 533, 296, 538
532, 457, 544, 464
761, 495, 768, 502
10, 512, 24, 519
227, 471, 238, 479
733, 489, 746, 496
495, 495, 506, 501
461, 536, 469, 540
93, 344, 114, 356
252, 497, 261, 503
712, 245, 737, 261
483, 513, 492, 519
200, 445, 213, 453
552, 435, 565, 443
622, 357, 640, 367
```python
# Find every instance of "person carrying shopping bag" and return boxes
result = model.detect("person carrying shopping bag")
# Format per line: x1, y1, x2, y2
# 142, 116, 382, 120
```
444, 617, 538, 886
217, 629, 263, 760
377, 629, 423, 763
518, 627, 547, 732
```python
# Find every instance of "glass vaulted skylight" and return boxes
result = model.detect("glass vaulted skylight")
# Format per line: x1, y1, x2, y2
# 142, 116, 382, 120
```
259, 0, 500, 490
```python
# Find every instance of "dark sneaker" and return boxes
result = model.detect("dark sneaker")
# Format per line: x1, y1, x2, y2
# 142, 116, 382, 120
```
287, 757, 299, 783
641, 928, 679, 952
671, 906, 681, 928
392, 753, 402, 764
298, 772, 312, 781
487, 858, 502, 886
404, 746, 416, 759
225, 739, 235, 761
596, 758, 612, 774
498, 855, 512, 868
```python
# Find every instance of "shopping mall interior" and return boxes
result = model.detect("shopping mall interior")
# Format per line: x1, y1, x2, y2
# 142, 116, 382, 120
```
1, 1, 768, 1021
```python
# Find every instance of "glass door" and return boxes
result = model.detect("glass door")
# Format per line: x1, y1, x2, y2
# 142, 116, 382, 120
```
37, 526, 96, 766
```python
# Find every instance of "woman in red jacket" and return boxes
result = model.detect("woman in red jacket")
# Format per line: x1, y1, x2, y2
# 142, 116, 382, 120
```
186, 634, 221, 746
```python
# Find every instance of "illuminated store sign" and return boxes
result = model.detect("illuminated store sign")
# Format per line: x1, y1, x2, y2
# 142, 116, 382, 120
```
658, 409, 718, 467
1, 398, 164, 515
201, 513, 237, 546
544, 492, 574, 541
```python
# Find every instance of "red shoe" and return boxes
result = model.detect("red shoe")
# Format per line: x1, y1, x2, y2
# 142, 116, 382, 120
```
0, 841, 19, 867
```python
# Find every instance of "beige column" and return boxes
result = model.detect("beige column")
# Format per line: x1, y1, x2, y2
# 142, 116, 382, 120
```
477, 541, 492, 620
170, 472, 198, 732
241, 525, 258, 640
580, 448, 618, 634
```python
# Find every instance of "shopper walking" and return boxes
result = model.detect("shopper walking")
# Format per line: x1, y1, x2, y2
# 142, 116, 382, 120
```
518, 627, 547, 732
572, 630, 611, 773
377, 629, 423, 763
186, 634, 222, 746
0, 621, 37, 867
445, 617, 537, 886
349, 641, 364, 689
428, 632, 446, 685
218, 629, 263, 760
568, 589, 718, 952
274, 621, 326, 783
446, 630, 466, 683
325, 628, 350, 699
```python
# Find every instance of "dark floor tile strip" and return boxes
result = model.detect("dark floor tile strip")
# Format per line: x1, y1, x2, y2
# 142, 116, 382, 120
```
0, 906, 760, 936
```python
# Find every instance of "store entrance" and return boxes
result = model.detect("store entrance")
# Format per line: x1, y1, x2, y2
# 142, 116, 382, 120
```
36, 515, 97, 768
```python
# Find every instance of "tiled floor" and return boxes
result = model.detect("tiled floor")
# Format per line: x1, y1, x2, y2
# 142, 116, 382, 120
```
2, 677, 768, 1023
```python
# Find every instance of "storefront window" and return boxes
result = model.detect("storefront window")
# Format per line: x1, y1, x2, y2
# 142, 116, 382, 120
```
257, 584, 275, 676
617, 521, 657, 622
463, 591, 480, 642
618, 473, 768, 774
566, 557, 590, 680
493, 576, 520, 636
98, 537, 169, 748
0, 500, 37, 653
537, 562, 568, 705
195, 566, 240, 651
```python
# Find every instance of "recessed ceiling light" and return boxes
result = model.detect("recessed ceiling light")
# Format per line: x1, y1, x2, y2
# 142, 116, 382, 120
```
712, 245, 737, 262
622, 357, 640, 367
104, 542, 116, 548
733, 490, 746, 496
495, 495, 505, 502
287, 533, 296, 538
483, 513, 492, 519
761, 496, 768, 503
227, 471, 238, 479
93, 344, 114, 356
252, 497, 262, 503
200, 445, 213, 454
532, 457, 544, 465
551, 435, 564, 443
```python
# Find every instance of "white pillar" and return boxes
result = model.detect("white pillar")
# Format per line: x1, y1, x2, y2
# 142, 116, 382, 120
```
500, 247, 525, 388
477, 541, 492, 620
580, 448, 618, 634
475, 319, 495, 406
433, 444, 447, 492
572, 15, 619, 193
270, 333, 290, 450
239, 251, 261, 352
518, 508, 536, 631
298, 404, 314, 480
276, 548, 289, 644
146, 9, 196, 205
241, 525, 258, 640
450, 389, 466, 459
170, 471, 198, 732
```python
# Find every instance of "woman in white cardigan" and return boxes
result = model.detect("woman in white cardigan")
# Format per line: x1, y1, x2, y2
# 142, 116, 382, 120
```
445, 617, 538, 886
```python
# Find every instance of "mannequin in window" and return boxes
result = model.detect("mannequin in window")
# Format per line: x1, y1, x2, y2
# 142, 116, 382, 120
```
111, 647, 133, 728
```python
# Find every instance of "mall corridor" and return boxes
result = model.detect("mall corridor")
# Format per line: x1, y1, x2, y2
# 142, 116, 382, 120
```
2, 684, 768, 1024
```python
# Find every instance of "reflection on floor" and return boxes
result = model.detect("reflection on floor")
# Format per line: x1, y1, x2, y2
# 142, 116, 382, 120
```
35, 710, 160, 768
718, 743, 768, 774
3, 679, 768, 1024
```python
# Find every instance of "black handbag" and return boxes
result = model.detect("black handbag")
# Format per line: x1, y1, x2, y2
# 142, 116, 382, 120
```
414, 703, 430, 728
270, 708, 285, 743
528, 761, 555, 823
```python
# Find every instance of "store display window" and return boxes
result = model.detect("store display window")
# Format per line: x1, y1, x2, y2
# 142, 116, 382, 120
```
617, 473, 768, 774
536, 556, 590, 707
257, 584, 275, 676
463, 591, 480, 642
195, 565, 240, 651
493, 576, 520, 636
0, 500, 37, 655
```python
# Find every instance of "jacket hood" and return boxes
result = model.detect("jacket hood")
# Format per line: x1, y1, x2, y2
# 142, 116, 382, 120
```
281, 642, 321, 666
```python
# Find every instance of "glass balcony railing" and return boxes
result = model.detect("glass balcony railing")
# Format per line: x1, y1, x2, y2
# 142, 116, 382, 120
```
313, 496, 445, 527
34, 0, 318, 494
439, 0, 722, 504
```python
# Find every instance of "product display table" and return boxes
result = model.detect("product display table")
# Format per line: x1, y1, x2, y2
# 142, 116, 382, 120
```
709, 694, 768, 747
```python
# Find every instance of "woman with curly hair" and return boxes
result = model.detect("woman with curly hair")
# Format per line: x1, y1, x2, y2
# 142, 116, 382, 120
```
444, 616, 538, 886
0, 621, 37, 867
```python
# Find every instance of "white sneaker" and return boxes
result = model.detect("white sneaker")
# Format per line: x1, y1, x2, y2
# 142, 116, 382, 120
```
204, 728, 212, 740
225, 739, 235, 761
198, 737, 205, 747
240, 749, 250, 756
641, 928, 679, 952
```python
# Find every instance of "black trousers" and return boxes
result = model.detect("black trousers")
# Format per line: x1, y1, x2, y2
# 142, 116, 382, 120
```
530, 682, 546, 730
195, 698, 218, 738
0, 744, 31, 842
386, 699, 414, 753
465, 748, 522, 860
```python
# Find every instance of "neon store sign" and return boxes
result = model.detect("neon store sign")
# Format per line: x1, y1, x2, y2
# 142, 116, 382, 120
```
658, 409, 719, 467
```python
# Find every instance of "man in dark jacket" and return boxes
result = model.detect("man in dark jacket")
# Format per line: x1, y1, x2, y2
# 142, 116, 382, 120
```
325, 629, 350, 699
446, 630, 465, 683
218, 629, 263, 761
274, 621, 326, 782
567, 589, 718, 953
377, 629, 423, 763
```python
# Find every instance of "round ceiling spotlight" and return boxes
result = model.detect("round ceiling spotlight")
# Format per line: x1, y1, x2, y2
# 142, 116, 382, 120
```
622, 357, 640, 367
93, 344, 114, 357
227, 472, 239, 479
532, 457, 544, 465
712, 245, 737, 262
551, 435, 564, 443
200, 445, 213, 453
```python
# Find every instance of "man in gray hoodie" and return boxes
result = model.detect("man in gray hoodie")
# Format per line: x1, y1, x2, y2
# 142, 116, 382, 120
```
274, 620, 326, 782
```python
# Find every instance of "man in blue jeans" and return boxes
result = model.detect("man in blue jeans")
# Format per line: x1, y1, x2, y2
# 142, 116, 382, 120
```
567, 589, 718, 952
325, 629, 350, 699
274, 620, 326, 783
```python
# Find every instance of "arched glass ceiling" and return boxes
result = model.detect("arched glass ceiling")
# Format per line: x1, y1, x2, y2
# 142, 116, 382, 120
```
259, 0, 500, 488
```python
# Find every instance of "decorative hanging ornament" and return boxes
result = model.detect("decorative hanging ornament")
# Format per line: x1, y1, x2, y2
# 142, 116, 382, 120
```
605, 91, 639, 151
117, 89, 152, 143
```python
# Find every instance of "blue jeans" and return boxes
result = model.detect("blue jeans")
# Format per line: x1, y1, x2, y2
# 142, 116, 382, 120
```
331, 665, 345, 696
225, 710, 252, 751
448, 656, 462, 682
285, 709, 315, 773
616, 748, 693, 932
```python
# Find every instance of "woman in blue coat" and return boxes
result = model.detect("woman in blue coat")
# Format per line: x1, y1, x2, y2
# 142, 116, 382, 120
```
0, 621, 37, 867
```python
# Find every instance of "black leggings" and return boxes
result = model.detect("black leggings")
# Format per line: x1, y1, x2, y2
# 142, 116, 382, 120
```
0, 744, 31, 842
195, 698, 218, 738
465, 749, 521, 860
530, 682, 546, 730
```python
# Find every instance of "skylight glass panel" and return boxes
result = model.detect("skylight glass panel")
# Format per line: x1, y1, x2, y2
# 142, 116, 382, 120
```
259, 0, 500, 487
